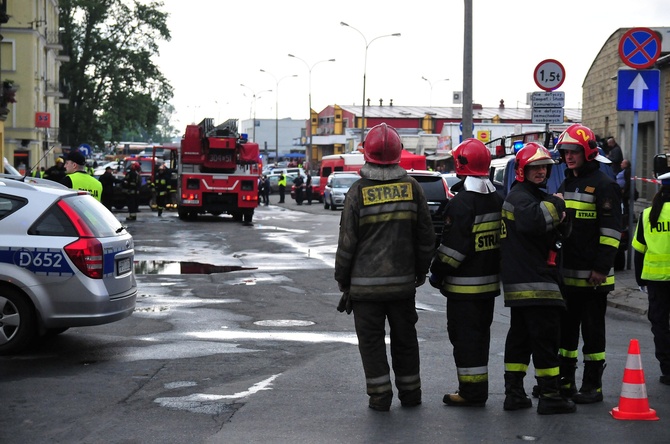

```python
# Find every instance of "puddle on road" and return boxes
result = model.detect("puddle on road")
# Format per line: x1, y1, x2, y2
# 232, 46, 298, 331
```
135, 260, 257, 275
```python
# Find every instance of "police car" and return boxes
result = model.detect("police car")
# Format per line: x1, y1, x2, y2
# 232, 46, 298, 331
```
0, 175, 137, 354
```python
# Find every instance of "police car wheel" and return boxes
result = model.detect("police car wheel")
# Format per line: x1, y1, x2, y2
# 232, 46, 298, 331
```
0, 285, 38, 355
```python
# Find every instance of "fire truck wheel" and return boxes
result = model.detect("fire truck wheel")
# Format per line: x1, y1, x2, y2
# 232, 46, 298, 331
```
178, 210, 188, 220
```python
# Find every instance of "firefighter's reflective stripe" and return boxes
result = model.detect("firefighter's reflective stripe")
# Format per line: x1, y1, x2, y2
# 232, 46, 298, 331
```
505, 363, 529, 373
562, 267, 615, 287
535, 366, 560, 377
366, 374, 392, 394
443, 274, 500, 294
503, 282, 563, 302
395, 373, 421, 392
456, 366, 488, 383
541, 201, 561, 230
632, 206, 670, 281
600, 227, 621, 249
435, 244, 467, 268
359, 201, 417, 225
584, 352, 606, 361
559, 348, 579, 359
351, 273, 415, 287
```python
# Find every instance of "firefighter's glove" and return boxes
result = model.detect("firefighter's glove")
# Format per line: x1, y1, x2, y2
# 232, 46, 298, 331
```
337, 290, 352, 315
415, 274, 426, 287
428, 274, 441, 289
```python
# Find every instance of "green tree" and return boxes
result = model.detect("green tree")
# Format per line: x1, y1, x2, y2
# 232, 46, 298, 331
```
59, 0, 173, 148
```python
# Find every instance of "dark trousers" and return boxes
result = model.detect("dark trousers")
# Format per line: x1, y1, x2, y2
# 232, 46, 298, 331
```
446, 297, 495, 402
156, 192, 166, 210
352, 299, 421, 397
560, 290, 607, 362
279, 185, 285, 203
296, 187, 303, 204
127, 193, 139, 215
101, 192, 113, 211
505, 306, 562, 375
647, 281, 670, 375
306, 186, 313, 204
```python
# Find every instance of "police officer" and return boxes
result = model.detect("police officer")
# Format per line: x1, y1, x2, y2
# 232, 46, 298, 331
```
151, 163, 170, 217
501, 143, 575, 414
122, 162, 142, 221
429, 138, 503, 407
335, 123, 435, 411
633, 169, 670, 385
44, 157, 66, 183
61, 150, 102, 202
556, 124, 622, 404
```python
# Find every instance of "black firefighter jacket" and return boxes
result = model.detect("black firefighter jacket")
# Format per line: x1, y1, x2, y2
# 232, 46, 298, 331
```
558, 161, 622, 292
501, 180, 567, 308
334, 165, 436, 301
430, 177, 503, 300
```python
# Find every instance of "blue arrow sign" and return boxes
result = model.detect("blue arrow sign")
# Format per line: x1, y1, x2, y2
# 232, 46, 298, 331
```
617, 69, 659, 111
77, 143, 91, 156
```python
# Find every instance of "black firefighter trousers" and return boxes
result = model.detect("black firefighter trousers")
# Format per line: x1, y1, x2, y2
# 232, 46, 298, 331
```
352, 299, 421, 403
446, 297, 495, 403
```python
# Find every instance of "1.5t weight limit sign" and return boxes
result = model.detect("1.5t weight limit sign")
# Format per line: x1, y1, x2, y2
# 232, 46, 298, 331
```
534, 59, 566, 92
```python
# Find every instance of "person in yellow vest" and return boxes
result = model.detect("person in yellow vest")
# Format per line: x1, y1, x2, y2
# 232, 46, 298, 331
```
633, 170, 670, 385
61, 150, 102, 202
278, 173, 286, 203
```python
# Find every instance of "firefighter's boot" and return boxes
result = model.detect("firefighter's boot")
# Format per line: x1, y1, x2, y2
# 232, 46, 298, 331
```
536, 376, 576, 415
573, 360, 605, 404
559, 357, 578, 399
157, 208, 163, 217
503, 372, 532, 411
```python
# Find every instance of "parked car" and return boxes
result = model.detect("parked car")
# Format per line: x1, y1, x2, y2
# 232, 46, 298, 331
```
3, 158, 20, 175
323, 172, 360, 211
291, 175, 322, 203
408, 170, 452, 247
0, 175, 137, 354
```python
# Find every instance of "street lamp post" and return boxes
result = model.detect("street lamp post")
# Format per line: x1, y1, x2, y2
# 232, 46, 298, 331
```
260, 69, 297, 163
421, 76, 449, 107
341, 22, 401, 146
240, 84, 272, 144
288, 54, 335, 169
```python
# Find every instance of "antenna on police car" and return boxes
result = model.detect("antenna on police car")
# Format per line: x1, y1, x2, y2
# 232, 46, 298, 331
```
23, 143, 58, 182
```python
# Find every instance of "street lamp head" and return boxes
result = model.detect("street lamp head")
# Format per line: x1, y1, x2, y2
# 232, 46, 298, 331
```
340, 21, 349, 27
392, 33, 401, 37
328, 58, 336, 62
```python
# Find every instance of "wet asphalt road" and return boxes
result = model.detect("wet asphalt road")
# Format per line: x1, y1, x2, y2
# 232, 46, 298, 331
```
1, 204, 668, 443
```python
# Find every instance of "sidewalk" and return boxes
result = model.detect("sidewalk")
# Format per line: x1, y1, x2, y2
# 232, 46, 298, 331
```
609, 267, 648, 315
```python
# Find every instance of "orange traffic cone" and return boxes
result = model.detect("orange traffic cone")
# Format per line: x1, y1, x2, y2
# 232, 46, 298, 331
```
611, 338, 659, 421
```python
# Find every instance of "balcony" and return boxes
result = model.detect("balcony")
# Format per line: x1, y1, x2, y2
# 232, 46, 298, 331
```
45, 31, 64, 51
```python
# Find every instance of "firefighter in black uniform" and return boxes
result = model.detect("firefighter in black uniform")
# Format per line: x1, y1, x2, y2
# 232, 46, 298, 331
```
151, 163, 170, 217
429, 138, 503, 407
335, 123, 435, 411
122, 162, 142, 221
501, 143, 576, 414
556, 124, 622, 404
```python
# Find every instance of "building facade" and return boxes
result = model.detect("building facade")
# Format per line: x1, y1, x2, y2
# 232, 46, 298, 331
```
240, 117, 304, 163
0, 0, 66, 174
582, 26, 670, 201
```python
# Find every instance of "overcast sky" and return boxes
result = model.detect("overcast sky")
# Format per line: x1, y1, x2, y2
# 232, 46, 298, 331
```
154, 0, 670, 130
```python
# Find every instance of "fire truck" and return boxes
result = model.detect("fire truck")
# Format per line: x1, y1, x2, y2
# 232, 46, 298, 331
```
177, 118, 261, 223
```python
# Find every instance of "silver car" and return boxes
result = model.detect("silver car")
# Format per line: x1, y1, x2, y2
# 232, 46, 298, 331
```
0, 175, 137, 354
323, 172, 360, 211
